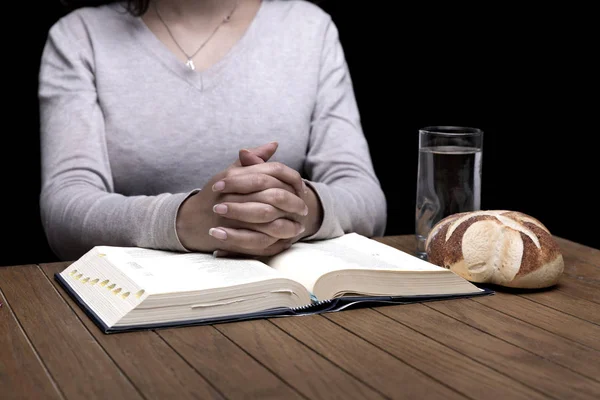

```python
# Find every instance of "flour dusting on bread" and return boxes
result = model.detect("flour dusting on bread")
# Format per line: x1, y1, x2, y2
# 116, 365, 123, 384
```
425, 210, 564, 289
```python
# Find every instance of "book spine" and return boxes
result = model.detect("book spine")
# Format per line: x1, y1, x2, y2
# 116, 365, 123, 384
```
290, 298, 336, 314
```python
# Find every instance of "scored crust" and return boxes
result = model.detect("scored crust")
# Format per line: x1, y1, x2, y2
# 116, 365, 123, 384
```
425, 210, 564, 288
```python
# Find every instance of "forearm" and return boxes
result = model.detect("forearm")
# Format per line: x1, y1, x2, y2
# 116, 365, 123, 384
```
303, 177, 387, 240
41, 184, 191, 261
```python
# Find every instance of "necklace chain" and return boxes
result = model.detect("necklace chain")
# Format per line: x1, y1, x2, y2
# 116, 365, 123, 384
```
153, 0, 240, 70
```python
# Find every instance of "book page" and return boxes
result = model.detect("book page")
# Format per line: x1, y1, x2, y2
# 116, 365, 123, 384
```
264, 233, 445, 293
101, 247, 285, 294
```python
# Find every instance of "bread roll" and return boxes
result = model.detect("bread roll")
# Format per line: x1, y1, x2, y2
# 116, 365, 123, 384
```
425, 210, 564, 289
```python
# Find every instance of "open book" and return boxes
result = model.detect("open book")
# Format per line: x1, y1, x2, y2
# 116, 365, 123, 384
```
55, 233, 491, 333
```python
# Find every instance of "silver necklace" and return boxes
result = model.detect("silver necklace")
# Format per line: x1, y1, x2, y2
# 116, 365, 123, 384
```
153, 0, 240, 71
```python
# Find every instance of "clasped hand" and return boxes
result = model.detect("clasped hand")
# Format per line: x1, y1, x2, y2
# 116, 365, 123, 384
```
176, 142, 313, 256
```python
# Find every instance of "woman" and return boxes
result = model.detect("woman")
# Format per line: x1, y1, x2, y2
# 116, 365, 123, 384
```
39, 0, 387, 261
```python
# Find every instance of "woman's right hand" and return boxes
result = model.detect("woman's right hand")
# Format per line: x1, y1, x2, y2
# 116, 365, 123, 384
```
176, 142, 309, 256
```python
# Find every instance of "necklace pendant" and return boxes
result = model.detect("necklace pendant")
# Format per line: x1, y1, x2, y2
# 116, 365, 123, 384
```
185, 59, 196, 71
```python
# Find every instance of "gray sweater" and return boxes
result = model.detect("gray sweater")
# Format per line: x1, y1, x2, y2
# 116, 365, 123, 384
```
39, 0, 387, 261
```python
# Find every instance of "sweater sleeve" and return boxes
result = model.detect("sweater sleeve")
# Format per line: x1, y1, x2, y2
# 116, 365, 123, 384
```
302, 18, 387, 240
38, 19, 192, 261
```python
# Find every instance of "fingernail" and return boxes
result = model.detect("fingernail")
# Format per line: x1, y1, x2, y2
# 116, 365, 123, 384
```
297, 225, 306, 235
302, 180, 308, 194
212, 181, 225, 191
209, 228, 227, 240
301, 205, 309, 216
213, 204, 228, 214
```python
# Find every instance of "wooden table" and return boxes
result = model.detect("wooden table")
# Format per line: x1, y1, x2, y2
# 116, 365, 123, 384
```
1, 235, 599, 400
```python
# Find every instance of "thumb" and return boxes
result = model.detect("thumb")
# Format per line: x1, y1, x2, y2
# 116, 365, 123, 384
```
238, 149, 265, 166
234, 141, 279, 167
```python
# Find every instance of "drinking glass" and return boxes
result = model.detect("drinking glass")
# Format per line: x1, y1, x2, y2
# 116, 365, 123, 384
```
415, 126, 483, 259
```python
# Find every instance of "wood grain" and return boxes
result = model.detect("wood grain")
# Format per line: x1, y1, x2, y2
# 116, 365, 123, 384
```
555, 237, 600, 267
215, 319, 387, 400
40, 263, 224, 400
555, 277, 600, 304
518, 289, 600, 325
0, 265, 142, 400
158, 326, 304, 399
0, 282, 62, 400
325, 307, 548, 400
560, 257, 600, 285
378, 301, 600, 400
427, 299, 600, 382
3, 234, 598, 400
472, 291, 600, 350
271, 314, 464, 400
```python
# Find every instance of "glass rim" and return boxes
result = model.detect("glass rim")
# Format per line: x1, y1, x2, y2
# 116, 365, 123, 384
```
420, 125, 483, 136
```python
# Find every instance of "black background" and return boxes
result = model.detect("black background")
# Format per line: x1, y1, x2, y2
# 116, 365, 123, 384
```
2, 1, 596, 267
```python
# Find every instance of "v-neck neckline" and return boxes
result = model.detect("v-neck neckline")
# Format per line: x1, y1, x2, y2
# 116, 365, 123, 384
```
129, 0, 266, 92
